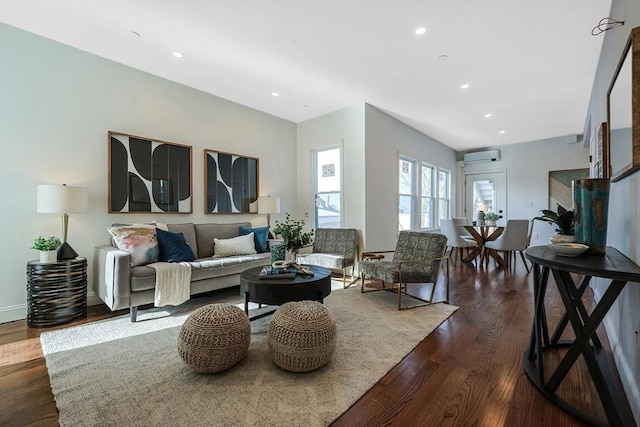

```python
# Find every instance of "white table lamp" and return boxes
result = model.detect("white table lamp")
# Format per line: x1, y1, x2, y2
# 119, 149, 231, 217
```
37, 184, 88, 260
258, 196, 280, 228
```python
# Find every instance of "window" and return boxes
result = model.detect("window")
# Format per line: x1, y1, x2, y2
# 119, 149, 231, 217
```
438, 169, 451, 225
314, 147, 341, 228
421, 163, 435, 228
398, 155, 450, 230
398, 157, 415, 231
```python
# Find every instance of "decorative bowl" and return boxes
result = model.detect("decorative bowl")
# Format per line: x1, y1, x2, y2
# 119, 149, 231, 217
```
548, 243, 589, 257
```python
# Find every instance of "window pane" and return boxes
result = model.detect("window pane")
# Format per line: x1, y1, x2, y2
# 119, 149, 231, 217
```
399, 159, 413, 195
439, 199, 449, 220
421, 197, 432, 228
317, 148, 340, 192
438, 170, 449, 196
399, 195, 412, 231
315, 192, 341, 228
421, 165, 433, 197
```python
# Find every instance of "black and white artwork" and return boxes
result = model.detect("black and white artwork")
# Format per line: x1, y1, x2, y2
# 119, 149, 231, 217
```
109, 132, 192, 213
205, 149, 258, 213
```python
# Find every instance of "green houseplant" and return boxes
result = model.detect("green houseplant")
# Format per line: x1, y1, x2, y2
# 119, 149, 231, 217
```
32, 236, 61, 263
273, 213, 314, 257
484, 212, 500, 225
534, 205, 576, 243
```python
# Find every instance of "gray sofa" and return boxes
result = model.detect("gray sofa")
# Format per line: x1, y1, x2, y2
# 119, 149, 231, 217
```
94, 222, 271, 321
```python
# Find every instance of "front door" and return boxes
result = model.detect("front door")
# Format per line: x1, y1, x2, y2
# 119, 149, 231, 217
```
464, 171, 506, 224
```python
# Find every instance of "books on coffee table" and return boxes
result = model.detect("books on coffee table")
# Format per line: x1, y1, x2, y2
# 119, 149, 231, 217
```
258, 266, 296, 279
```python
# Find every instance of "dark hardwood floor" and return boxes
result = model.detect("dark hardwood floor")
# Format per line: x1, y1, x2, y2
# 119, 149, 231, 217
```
0, 257, 627, 426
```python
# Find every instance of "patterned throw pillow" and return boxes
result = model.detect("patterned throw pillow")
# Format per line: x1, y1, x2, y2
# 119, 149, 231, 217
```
213, 233, 257, 257
156, 228, 196, 262
107, 223, 167, 267
239, 225, 270, 253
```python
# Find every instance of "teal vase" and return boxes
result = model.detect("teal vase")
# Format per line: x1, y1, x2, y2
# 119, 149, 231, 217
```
573, 178, 610, 255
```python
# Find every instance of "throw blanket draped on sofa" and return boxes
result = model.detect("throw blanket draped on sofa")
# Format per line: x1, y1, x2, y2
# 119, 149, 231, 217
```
148, 262, 192, 307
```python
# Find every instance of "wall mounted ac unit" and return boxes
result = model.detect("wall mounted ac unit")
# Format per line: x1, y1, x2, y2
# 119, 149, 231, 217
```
463, 149, 501, 165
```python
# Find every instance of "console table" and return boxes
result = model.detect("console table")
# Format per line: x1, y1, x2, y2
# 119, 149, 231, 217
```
26, 257, 87, 328
524, 246, 639, 426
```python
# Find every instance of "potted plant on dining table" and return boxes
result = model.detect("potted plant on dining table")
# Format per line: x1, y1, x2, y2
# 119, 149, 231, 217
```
484, 212, 500, 226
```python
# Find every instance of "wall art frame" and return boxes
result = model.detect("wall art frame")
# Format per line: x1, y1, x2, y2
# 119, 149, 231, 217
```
204, 149, 259, 214
548, 168, 589, 211
108, 131, 193, 213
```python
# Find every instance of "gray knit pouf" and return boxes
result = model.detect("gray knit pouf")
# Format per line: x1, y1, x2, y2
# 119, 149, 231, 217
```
268, 300, 336, 372
178, 303, 251, 373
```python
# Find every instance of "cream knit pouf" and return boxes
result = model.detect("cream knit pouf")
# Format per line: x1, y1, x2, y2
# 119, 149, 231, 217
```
178, 303, 251, 373
268, 300, 336, 372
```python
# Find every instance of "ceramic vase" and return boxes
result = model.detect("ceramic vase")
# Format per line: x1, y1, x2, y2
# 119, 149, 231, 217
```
270, 244, 286, 264
573, 178, 610, 255
39, 250, 57, 263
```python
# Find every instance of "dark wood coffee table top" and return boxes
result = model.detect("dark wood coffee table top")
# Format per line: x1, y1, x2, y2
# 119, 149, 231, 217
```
240, 265, 332, 319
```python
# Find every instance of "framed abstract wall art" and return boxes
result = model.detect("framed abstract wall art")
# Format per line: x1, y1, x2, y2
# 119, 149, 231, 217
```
205, 149, 258, 213
108, 131, 192, 213
548, 168, 589, 211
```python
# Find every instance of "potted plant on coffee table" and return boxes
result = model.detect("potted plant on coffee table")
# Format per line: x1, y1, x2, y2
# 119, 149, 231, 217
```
534, 205, 576, 244
272, 213, 314, 261
32, 236, 62, 263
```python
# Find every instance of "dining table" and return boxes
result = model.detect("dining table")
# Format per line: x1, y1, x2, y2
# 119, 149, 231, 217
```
462, 225, 506, 267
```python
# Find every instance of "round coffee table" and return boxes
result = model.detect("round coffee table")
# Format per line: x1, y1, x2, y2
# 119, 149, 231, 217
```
240, 265, 332, 320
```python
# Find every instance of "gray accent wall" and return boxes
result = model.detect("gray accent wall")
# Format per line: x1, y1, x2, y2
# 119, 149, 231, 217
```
583, 0, 640, 422
0, 23, 297, 322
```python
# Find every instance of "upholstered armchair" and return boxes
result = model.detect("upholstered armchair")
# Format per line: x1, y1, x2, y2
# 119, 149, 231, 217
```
296, 228, 359, 288
359, 231, 449, 310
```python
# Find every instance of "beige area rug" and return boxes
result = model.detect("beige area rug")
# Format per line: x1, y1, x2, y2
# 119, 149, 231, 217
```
41, 286, 458, 427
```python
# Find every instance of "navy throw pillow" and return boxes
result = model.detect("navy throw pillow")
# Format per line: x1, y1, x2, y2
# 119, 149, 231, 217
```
239, 225, 270, 253
156, 228, 196, 262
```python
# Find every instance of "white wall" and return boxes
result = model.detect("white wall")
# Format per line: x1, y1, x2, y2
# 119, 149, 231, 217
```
460, 136, 590, 246
583, 0, 640, 421
364, 104, 457, 251
0, 23, 297, 322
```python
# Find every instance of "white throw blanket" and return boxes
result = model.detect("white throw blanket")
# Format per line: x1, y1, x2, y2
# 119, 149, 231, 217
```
148, 262, 192, 307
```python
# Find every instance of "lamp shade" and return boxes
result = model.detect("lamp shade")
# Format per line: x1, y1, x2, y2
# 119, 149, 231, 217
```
258, 196, 280, 214
37, 185, 88, 213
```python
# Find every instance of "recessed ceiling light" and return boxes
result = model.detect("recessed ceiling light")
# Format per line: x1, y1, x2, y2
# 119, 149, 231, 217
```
437, 54, 448, 61
272, 92, 280, 97
172, 52, 183, 58
460, 84, 470, 89
415, 27, 426, 35
484, 113, 493, 118
301, 104, 309, 108
498, 129, 506, 134
130, 31, 141, 38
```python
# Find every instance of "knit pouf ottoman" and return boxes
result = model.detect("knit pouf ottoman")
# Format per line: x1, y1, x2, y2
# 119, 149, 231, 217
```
178, 303, 251, 373
268, 300, 336, 372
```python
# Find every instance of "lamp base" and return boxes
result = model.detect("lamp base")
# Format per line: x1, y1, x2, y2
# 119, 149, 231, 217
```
57, 242, 78, 260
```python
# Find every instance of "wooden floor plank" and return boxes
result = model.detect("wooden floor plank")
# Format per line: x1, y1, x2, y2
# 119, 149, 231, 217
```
0, 261, 629, 426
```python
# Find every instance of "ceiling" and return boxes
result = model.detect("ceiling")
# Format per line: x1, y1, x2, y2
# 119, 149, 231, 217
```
0, 0, 612, 151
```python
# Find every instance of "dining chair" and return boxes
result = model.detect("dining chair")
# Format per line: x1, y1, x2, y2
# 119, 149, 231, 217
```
452, 217, 476, 241
359, 231, 449, 310
483, 219, 531, 272
440, 219, 479, 266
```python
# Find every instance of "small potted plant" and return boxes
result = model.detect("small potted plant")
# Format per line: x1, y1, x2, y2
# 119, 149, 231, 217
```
534, 205, 576, 244
272, 213, 314, 260
32, 236, 61, 263
484, 212, 500, 226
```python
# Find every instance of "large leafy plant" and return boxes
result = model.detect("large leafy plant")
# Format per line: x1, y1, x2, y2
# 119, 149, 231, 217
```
273, 213, 314, 252
534, 205, 575, 235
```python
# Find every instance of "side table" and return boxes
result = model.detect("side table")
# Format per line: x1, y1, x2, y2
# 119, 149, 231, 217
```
26, 257, 87, 328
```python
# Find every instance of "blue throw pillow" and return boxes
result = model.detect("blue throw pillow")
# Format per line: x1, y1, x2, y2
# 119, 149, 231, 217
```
239, 225, 270, 253
156, 228, 196, 262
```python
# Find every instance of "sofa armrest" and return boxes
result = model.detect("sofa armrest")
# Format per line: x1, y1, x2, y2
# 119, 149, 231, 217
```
93, 245, 132, 311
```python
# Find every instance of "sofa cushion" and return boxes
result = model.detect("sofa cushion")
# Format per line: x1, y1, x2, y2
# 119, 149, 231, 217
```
194, 222, 252, 258
166, 223, 198, 257
156, 228, 196, 262
214, 233, 257, 257
108, 224, 162, 267
239, 225, 270, 253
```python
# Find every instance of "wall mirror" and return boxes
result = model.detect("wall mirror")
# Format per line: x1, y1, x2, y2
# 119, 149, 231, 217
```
607, 26, 639, 182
